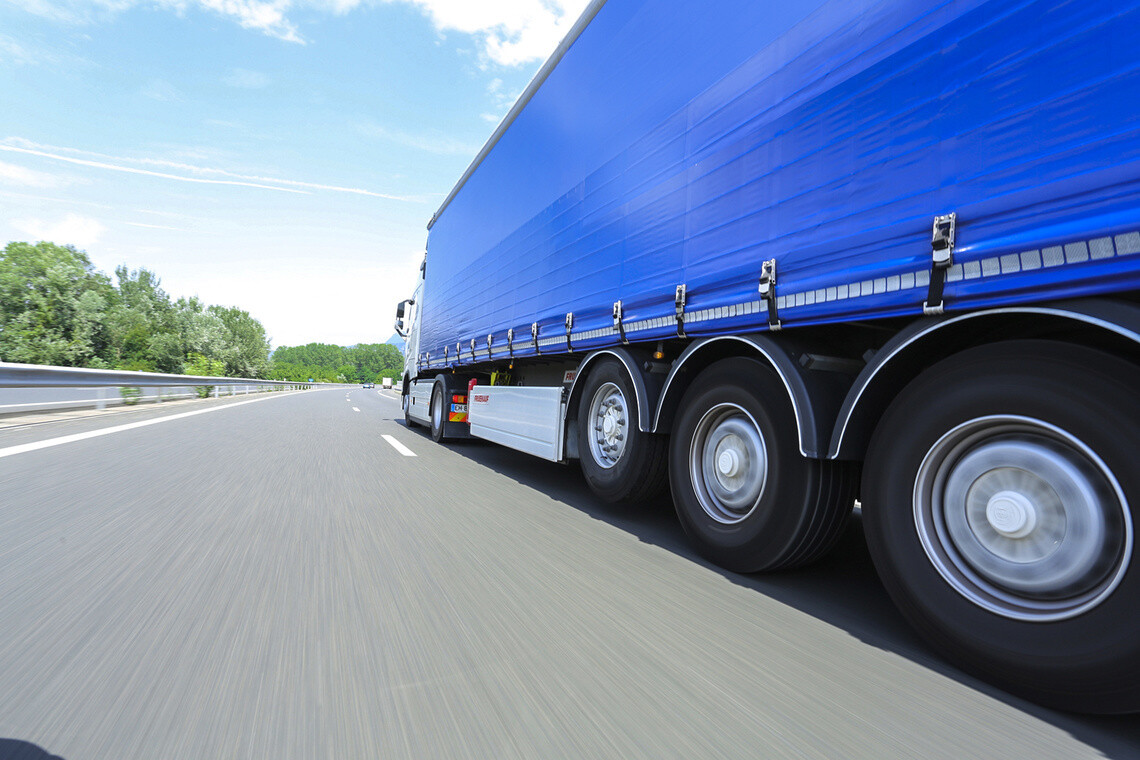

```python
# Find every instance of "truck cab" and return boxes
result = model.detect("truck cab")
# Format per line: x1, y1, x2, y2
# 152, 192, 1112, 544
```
394, 256, 425, 384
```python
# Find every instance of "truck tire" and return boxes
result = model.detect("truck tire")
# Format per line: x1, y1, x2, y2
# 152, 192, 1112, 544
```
863, 341, 1140, 714
669, 357, 856, 573
577, 359, 668, 504
430, 383, 446, 442
403, 391, 417, 428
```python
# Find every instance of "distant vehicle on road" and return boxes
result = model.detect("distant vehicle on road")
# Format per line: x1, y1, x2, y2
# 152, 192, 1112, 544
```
362, 382, 374, 389
381, 377, 393, 389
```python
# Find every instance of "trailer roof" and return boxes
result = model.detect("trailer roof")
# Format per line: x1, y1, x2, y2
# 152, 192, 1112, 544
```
427, 0, 609, 231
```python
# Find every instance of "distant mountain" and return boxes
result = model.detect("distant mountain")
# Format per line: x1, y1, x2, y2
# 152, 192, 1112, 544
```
386, 334, 406, 351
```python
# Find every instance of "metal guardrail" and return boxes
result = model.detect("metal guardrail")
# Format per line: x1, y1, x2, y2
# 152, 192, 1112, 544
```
0, 361, 315, 415
0, 361, 310, 389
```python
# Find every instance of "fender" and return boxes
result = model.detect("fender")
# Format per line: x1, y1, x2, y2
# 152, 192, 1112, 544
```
651, 335, 853, 459
566, 347, 660, 433
828, 298, 1140, 460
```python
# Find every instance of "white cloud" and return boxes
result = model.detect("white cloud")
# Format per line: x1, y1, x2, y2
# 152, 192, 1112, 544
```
0, 32, 91, 69
388, 0, 592, 66
198, 0, 303, 43
2, 0, 86, 24
0, 160, 64, 188
7, 0, 591, 59
481, 75, 521, 123
7, 0, 303, 43
0, 35, 37, 66
222, 68, 271, 88
12, 213, 106, 248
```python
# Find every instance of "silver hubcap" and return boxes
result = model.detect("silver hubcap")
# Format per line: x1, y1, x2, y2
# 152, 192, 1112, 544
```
588, 383, 627, 468
689, 403, 768, 524
432, 390, 442, 429
914, 415, 1132, 621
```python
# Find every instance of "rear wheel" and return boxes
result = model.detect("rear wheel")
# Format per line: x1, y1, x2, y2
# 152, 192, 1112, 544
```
430, 383, 446, 442
403, 389, 417, 428
863, 341, 1140, 713
577, 360, 668, 504
669, 357, 856, 572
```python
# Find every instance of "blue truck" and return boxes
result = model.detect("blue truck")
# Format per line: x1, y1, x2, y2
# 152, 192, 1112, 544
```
395, 0, 1140, 713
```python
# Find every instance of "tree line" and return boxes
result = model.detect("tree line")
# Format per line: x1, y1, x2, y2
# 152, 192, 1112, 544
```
1, 241, 273, 377
2, 240, 406, 383
269, 342, 404, 384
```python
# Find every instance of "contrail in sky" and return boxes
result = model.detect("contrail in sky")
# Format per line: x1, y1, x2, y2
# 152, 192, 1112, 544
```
0, 140, 411, 200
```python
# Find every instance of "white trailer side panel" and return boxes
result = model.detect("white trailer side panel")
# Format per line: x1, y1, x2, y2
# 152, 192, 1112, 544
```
468, 386, 564, 461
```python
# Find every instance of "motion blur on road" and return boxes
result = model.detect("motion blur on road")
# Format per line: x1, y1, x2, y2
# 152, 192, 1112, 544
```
0, 388, 1136, 759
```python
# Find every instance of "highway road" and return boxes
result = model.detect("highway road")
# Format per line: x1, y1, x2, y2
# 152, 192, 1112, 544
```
0, 388, 1136, 759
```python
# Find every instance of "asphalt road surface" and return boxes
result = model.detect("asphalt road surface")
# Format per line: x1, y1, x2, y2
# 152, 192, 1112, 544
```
0, 388, 1137, 759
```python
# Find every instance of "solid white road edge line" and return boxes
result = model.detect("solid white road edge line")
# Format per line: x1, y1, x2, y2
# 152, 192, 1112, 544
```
0, 392, 300, 460
381, 435, 416, 457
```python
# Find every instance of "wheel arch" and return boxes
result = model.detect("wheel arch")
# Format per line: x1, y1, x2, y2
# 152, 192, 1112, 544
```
651, 334, 846, 459
428, 372, 474, 440
829, 298, 1140, 461
565, 347, 659, 434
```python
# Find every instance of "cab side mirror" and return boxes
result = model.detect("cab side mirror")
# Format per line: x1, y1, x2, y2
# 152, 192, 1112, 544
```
394, 300, 409, 338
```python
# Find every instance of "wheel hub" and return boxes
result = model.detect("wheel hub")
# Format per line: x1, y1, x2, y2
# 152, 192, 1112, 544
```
689, 404, 768, 524
985, 490, 1038, 539
717, 448, 742, 478
914, 416, 1132, 621
588, 383, 628, 468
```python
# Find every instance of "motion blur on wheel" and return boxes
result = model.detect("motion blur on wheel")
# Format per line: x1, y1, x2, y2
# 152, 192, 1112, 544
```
669, 357, 856, 573
863, 342, 1140, 714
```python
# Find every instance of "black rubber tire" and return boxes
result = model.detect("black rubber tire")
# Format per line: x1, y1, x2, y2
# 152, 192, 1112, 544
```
577, 359, 668, 505
429, 383, 446, 442
403, 391, 417, 428
863, 340, 1140, 714
669, 357, 856, 573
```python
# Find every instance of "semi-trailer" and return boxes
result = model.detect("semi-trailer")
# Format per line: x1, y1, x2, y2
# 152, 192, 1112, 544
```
395, 0, 1140, 713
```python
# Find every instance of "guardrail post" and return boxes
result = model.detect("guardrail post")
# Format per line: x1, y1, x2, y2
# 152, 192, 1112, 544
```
96, 387, 107, 411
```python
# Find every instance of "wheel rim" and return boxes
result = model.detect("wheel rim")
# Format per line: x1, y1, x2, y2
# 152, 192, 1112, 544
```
689, 403, 768, 524
587, 382, 629, 468
914, 415, 1132, 621
432, 389, 442, 430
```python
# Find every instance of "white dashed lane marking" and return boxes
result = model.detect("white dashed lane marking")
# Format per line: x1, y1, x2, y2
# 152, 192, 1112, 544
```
382, 435, 416, 457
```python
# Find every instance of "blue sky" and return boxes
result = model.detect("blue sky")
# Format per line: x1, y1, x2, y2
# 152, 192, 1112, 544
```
0, 0, 589, 348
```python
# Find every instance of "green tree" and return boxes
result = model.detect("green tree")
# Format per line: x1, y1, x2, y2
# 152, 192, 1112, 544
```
2, 239, 275, 379
176, 296, 226, 360
210, 305, 270, 378
0, 242, 114, 365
